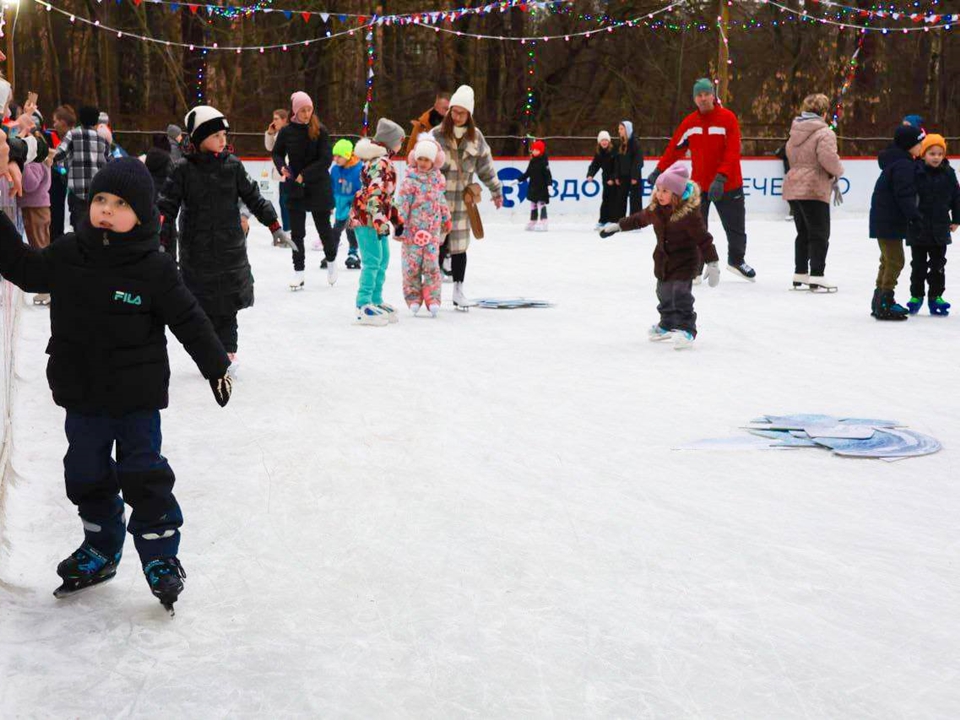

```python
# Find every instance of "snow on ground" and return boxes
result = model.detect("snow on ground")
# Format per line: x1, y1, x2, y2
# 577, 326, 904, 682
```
0, 215, 958, 718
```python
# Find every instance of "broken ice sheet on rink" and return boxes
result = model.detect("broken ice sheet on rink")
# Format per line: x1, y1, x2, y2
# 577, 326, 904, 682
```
684, 414, 941, 459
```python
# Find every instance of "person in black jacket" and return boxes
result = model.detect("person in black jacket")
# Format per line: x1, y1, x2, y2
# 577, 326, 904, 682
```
159, 105, 292, 364
519, 139, 552, 232
587, 130, 617, 228
271, 91, 336, 289
144, 133, 177, 258
907, 133, 957, 315
615, 120, 643, 217
0, 156, 232, 611
868, 125, 924, 320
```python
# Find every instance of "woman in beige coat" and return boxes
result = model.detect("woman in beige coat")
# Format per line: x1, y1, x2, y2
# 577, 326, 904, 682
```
431, 85, 503, 309
783, 93, 845, 291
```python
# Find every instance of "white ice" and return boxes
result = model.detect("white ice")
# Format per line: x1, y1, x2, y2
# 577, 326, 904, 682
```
1, 215, 958, 718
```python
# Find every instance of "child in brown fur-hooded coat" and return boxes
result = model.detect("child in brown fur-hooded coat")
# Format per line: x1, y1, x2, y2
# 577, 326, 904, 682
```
599, 161, 721, 348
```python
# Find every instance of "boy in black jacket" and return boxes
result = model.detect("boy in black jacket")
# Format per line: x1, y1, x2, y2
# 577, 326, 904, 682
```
868, 125, 924, 320
907, 133, 957, 316
0, 156, 233, 614
587, 130, 617, 229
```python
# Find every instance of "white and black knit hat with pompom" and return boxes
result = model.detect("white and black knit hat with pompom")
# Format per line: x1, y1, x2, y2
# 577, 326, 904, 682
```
184, 105, 229, 148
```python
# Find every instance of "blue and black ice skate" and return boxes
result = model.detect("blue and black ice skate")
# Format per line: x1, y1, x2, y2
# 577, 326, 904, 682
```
53, 543, 122, 599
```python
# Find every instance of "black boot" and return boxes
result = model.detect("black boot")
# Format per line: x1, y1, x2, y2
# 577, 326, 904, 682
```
144, 557, 187, 614
870, 288, 881, 317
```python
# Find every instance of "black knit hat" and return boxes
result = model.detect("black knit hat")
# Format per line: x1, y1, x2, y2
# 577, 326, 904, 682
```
894, 125, 924, 152
88, 157, 157, 225
78, 105, 100, 128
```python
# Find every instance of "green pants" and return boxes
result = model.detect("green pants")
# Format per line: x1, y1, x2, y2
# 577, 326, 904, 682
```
876, 238, 905, 291
355, 226, 390, 308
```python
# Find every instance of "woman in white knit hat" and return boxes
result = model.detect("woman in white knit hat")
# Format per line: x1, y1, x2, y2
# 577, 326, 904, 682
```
430, 84, 502, 310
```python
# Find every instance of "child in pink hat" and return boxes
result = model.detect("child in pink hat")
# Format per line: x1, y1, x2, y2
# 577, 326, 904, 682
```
598, 161, 721, 349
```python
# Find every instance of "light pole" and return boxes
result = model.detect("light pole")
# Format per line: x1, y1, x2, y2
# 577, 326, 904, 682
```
1, 0, 18, 89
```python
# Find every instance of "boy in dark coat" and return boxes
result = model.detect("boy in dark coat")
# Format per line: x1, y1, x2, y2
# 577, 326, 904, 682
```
144, 133, 177, 258
158, 106, 292, 365
518, 139, 552, 232
868, 125, 924, 320
599, 162, 720, 349
0, 156, 233, 613
587, 130, 617, 228
907, 133, 957, 316
615, 120, 643, 217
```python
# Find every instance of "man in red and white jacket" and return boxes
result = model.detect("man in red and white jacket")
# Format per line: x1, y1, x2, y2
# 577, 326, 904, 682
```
649, 78, 756, 281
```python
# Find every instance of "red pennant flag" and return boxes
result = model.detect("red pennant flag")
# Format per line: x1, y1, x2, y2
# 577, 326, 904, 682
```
358, 15, 367, 24
132, 0, 142, 5
301, 12, 311, 22
188, 4, 199, 14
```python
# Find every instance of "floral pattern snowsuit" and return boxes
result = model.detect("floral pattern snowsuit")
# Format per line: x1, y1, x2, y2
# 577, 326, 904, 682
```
349, 142, 400, 308
395, 167, 452, 308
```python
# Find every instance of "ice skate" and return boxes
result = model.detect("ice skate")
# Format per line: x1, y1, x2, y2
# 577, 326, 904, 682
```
453, 282, 477, 311
409, 303, 421, 316
929, 296, 951, 316
535, 220, 549, 232
875, 291, 908, 321
345, 250, 361, 270
671, 330, 695, 349
356, 304, 389, 326
726, 262, 757, 282
143, 557, 186, 616
378, 303, 399, 324
906, 297, 923, 314
791, 273, 809, 289
808, 276, 837, 293
648, 324, 671, 342
289, 271, 305, 291
525, 221, 537, 232
33, 293, 51, 306
53, 543, 122, 599
327, 261, 339, 286
428, 304, 440, 317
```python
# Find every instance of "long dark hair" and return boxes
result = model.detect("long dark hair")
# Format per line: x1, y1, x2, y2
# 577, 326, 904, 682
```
308, 114, 321, 141
440, 111, 477, 144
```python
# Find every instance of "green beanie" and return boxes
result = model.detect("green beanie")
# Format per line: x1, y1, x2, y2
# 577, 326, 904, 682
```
693, 78, 715, 99
332, 138, 354, 159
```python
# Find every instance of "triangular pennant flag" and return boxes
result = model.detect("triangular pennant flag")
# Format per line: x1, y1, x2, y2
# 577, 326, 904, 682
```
283, 10, 291, 19
339, 15, 347, 22
368, 68, 374, 78
358, 15, 367, 23
320, 13, 329, 22
188, 4, 199, 15
301, 12, 310, 22
170, 3, 179, 11
132, 0, 141, 5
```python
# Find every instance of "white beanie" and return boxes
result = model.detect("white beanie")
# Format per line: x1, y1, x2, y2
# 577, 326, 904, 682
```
597, 130, 611, 143
184, 105, 229, 147
413, 139, 438, 162
449, 85, 475, 116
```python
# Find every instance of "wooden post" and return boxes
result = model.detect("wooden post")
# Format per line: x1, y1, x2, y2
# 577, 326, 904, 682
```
717, 0, 729, 104
4, 5, 14, 88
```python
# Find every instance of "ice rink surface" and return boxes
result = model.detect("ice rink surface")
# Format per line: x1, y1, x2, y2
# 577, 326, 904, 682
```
1, 215, 957, 718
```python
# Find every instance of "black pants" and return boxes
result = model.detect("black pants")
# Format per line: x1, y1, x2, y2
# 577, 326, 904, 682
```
616, 179, 642, 218
68, 194, 88, 232
289, 208, 334, 270
332, 218, 358, 251
700, 187, 748, 266
656, 279, 697, 336
64, 411, 181, 563
209, 312, 239, 354
910, 244, 947, 299
439, 237, 467, 281
50, 172, 68, 241
529, 202, 548, 221
789, 199, 831, 275
599, 181, 618, 223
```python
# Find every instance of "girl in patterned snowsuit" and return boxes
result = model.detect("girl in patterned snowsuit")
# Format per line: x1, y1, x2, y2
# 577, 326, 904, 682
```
395, 137, 451, 317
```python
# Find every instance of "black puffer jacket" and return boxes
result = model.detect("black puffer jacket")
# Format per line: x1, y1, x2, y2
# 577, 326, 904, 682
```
0, 211, 228, 416
144, 147, 174, 203
271, 122, 334, 213
587, 147, 617, 183
869, 145, 921, 240
615, 133, 643, 181
910, 158, 960, 246
158, 151, 278, 316
518, 155, 553, 204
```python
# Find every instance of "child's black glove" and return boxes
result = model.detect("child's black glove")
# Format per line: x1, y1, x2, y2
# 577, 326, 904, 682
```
210, 375, 232, 407
646, 169, 661, 186
599, 222, 621, 238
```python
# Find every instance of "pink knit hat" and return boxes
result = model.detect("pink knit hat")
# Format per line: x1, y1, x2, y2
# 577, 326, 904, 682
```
655, 161, 690, 197
290, 91, 313, 121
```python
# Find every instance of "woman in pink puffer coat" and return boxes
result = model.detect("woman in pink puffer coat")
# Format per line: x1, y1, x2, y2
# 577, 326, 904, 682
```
783, 93, 845, 291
